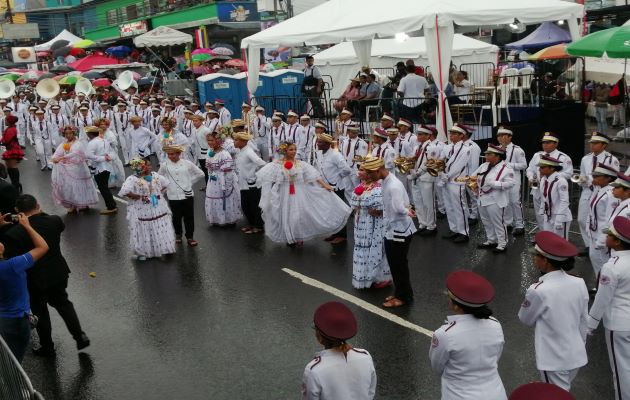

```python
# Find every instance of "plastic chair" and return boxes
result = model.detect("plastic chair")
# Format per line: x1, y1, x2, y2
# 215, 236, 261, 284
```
500, 67, 519, 103
518, 67, 535, 104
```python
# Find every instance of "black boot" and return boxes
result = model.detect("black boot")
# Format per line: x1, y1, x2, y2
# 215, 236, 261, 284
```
7, 168, 21, 193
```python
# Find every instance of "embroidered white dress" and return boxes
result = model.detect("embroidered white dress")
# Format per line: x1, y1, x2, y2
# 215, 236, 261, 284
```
349, 183, 391, 288
205, 149, 242, 225
256, 160, 352, 243
118, 172, 176, 258
51, 140, 99, 209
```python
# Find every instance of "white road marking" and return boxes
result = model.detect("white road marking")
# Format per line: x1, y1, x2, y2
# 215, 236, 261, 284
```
282, 268, 433, 338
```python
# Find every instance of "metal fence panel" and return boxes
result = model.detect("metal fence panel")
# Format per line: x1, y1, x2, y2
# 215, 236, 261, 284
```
0, 335, 42, 399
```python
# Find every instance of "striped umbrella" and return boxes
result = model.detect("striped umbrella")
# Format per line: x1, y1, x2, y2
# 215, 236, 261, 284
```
528, 44, 570, 61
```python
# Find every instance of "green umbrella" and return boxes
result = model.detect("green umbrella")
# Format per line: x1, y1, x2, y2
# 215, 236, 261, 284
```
59, 75, 79, 85
567, 26, 630, 58
192, 53, 213, 62
0, 73, 21, 81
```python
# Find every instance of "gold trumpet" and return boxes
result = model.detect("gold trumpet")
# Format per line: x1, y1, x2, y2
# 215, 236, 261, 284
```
571, 174, 587, 184
394, 157, 416, 174
455, 175, 479, 193
426, 159, 446, 177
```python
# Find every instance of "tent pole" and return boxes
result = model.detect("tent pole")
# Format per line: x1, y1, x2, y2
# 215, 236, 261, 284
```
623, 58, 627, 142
435, 15, 447, 137
145, 46, 179, 80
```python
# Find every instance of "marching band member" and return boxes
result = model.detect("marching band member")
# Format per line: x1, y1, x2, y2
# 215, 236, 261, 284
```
379, 113, 395, 130
181, 109, 194, 139
129, 116, 157, 164
334, 108, 353, 139
315, 133, 352, 245
8, 94, 27, 147
48, 105, 68, 139
302, 301, 376, 399
99, 102, 114, 123
430, 270, 507, 400
473, 144, 515, 254
339, 123, 368, 202
148, 107, 162, 135
386, 128, 401, 157
161, 101, 176, 122
269, 114, 287, 161
609, 173, 630, 221
526, 133, 573, 232
59, 90, 73, 118
587, 216, 630, 400
299, 114, 316, 164
113, 102, 131, 165
192, 115, 211, 184
285, 111, 306, 160
173, 97, 185, 128
190, 102, 203, 117
139, 100, 151, 126
397, 118, 417, 154
497, 127, 527, 236
409, 125, 440, 236
233, 131, 267, 235
205, 108, 220, 132
73, 93, 87, 115
371, 128, 395, 172
129, 96, 142, 118
577, 132, 619, 252
586, 163, 619, 281
241, 103, 255, 131
518, 231, 589, 391
463, 127, 481, 226
538, 155, 572, 239
440, 124, 473, 243
75, 105, 94, 140
203, 102, 214, 124
32, 109, 56, 171
51, 126, 99, 213
25, 106, 37, 146
215, 99, 231, 127
252, 106, 270, 161
95, 118, 125, 188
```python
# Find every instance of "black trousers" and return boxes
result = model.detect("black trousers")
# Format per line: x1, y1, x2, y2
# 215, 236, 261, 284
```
29, 279, 85, 349
384, 236, 414, 302
304, 88, 325, 117
169, 197, 195, 238
241, 188, 263, 229
94, 171, 117, 210
332, 189, 348, 238
198, 159, 208, 182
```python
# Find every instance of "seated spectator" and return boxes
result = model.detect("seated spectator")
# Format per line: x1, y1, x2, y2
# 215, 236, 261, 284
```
453, 71, 471, 102
335, 78, 361, 113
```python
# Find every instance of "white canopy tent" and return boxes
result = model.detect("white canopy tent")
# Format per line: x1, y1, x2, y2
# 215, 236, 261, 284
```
34, 29, 83, 51
315, 35, 499, 98
241, 0, 583, 140
564, 57, 629, 84
133, 26, 193, 47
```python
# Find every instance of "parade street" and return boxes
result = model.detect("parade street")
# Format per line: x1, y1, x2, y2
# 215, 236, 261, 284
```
17, 151, 611, 400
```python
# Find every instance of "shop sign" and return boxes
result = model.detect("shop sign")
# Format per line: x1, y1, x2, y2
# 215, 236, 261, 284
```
120, 20, 148, 38
217, 2, 260, 22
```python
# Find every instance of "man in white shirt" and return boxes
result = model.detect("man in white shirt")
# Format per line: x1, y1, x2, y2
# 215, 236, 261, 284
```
497, 127, 527, 236
215, 99, 231, 127
299, 115, 316, 164
363, 157, 416, 308
32, 109, 56, 170
302, 55, 324, 117
252, 106, 270, 161
191, 115, 211, 185
148, 107, 162, 135
129, 116, 157, 165
397, 64, 428, 121
285, 111, 306, 160
48, 105, 68, 141
233, 132, 267, 234
316, 133, 352, 244
158, 144, 204, 246
339, 123, 368, 201
84, 126, 118, 214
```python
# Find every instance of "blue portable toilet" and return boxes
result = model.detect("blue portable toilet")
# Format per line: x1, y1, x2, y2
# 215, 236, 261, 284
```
267, 69, 304, 98
253, 69, 304, 114
196, 73, 246, 117
197, 78, 207, 105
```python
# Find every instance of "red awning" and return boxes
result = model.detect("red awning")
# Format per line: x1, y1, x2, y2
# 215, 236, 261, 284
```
69, 54, 121, 72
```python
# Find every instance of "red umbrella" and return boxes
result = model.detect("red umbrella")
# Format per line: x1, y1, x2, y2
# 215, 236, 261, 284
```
92, 78, 112, 87
36, 51, 50, 57
69, 54, 121, 72
69, 48, 85, 56
225, 59, 246, 71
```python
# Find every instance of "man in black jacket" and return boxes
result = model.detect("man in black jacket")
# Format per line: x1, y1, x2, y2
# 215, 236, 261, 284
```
0, 163, 17, 215
4, 194, 89, 356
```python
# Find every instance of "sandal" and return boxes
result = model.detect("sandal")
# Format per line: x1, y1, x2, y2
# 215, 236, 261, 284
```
384, 295, 396, 302
175, 236, 183, 244
382, 297, 406, 308
187, 239, 198, 247
241, 226, 253, 233
249, 228, 264, 234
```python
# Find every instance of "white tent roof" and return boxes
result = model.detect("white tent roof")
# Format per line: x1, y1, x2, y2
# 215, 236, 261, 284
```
315, 35, 498, 65
241, 0, 583, 48
34, 29, 83, 51
565, 57, 629, 84
133, 26, 193, 48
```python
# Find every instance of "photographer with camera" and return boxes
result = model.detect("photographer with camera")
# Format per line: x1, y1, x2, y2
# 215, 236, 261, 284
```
0, 210, 49, 362
3, 194, 89, 357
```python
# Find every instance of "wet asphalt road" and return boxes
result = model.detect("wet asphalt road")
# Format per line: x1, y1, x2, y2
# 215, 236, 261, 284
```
14, 149, 613, 400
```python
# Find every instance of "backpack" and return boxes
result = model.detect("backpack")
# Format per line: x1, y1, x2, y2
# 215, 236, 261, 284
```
608, 78, 625, 105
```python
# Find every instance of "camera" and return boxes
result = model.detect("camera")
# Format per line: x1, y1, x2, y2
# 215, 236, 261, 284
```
4, 214, 19, 224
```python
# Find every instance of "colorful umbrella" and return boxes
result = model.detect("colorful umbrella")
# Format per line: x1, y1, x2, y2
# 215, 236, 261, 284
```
17, 71, 42, 83
92, 78, 112, 87
69, 54, 120, 71
73, 39, 95, 49
191, 48, 215, 56
567, 25, 630, 58
38, 73, 56, 80
528, 44, 570, 61
36, 51, 50, 57
50, 65, 75, 73
192, 53, 213, 62
50, 40, 69, 51
82, 71, 104, 80
0, 73, 21, 81
53, 74, 66, 81
59, 75, 79, 85
224, 59, 246, 70
69, 47, 85, 56
212, 47, 234, 56
105, 46, 131, 58
211, 43, 236, 52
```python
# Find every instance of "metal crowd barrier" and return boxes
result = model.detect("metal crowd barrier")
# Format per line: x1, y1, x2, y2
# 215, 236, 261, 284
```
0, 335, 44, 399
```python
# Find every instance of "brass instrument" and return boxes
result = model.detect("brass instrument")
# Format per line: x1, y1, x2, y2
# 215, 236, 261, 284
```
455, 175, 479, 193
426, 159, 445, 177
529, 177, 539, 189
570, 174, 587, 184
393, 156, 416, 174
353, 155, 368, 163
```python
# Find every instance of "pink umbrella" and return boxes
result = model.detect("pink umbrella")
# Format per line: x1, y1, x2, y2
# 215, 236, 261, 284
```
191, 48, 215, 56
69, 54, 121, 72
92, 78, 112, 87
225, 59, 246, 71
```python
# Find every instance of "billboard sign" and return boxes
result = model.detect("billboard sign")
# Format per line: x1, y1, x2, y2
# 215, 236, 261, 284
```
217, 2, 259, 22
119, 20, 148, 37
1, 23, 40, 39
11, 46, 36, 63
